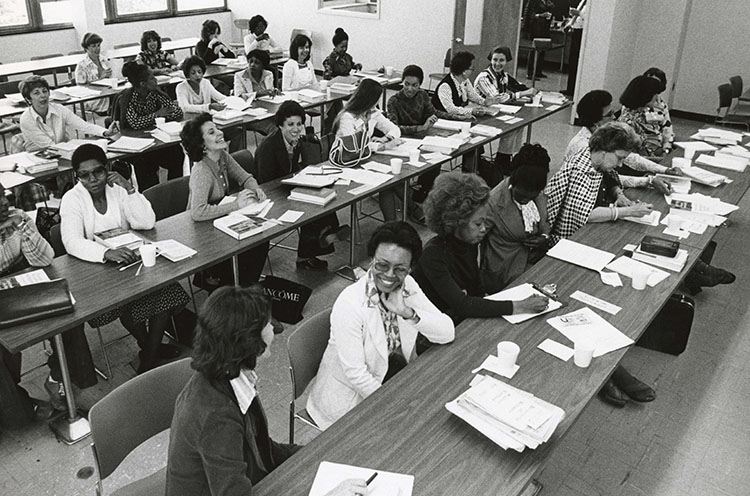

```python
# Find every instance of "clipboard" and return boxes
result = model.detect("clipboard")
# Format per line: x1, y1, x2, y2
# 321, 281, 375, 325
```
485, 282, 565, 324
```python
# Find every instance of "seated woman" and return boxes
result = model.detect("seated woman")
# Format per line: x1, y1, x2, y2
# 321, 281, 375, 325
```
617, 75, 671, 158
474, 46, 536, 181
481, 144, 551, 289
181, 113, 268, 287
176, 56, 227, 114
413, 172, 548, 323
307, 221, 455, 430
642, 67, 675, 152
18, 76, 117, 152
135, 30, 179, 76
60, 144, 187, 373
234, 49, 279, 99
167, 286, 366, 496
74, 32, 113, 115
116, 61, 184, 190
256, 101, 350, 271
195, 19, 236, 65
323, 28, 362, 80
282, 34, 317, 91
242, 15, 282, 55
333, 78, 402, 221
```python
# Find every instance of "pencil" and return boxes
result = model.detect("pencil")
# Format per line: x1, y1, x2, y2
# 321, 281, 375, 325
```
366, 472, 378, 485
135, 263, 143, 276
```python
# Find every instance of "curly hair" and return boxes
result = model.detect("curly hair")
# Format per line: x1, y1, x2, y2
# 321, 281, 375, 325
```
140, 30, 161, 52
366, 221, 423, 266
589, 121, 641, 153
181, 55, 206, 78
424, 172, 490, 237
180, 112, 214, 162
192, 285, 271, 380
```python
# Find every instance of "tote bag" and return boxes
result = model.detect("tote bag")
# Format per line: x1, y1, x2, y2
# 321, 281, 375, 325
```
328, 121, 371, 168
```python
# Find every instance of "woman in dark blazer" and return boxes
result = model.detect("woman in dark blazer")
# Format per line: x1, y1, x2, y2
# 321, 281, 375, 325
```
256, 101, 350, 271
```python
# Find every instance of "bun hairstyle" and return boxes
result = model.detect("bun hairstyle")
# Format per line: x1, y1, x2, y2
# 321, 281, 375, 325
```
332, 27, 349, 46
122, 61, 150, 86
487, 46, 513, 63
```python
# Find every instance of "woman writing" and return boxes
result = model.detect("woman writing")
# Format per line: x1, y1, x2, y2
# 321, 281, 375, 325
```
432, 51, 500, 120
135, 30, 179, 76
282, 34, 317, 91
60, 144, 187, 373
74, 32, 113, 115
323, 28, 362, 80
167, 286, 367, 496
307, 222, 455, 430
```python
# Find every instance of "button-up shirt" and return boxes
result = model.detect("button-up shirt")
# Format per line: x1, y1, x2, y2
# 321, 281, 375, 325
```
74, 55, 111, 113
0, 209, 54, 277
229, 369, 259, 414
19, 102, 106, 152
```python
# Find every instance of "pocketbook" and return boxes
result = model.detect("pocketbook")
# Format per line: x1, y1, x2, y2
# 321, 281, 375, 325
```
0, 279, 74, 329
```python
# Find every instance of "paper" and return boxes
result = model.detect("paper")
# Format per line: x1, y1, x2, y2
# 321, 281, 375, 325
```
537, 339, 574, 361
599, 271, 622, 287
547, 307, 634, 357
668, 193, 738, 216
0, 269, 50, 289
545, 104, 562, 111
674, 141, 717, 152
108, 136, 154, 152
496, 115, 515, 122
348, 184, 376, 195
258, 93, 297, 104
622, 210, 660, 226
546, 239, 616, 272
660, 213, 707, 234
422, 152, 450, 164
491, 103, 522, 114
485, 283, 563, 323
0, 171, 34, 188
361, 161, 392, 174
695, 154, 747, 172
308, 461, 413, 496
277, 210, 304, 223
469, 135, 485, 144
605, 256, 669, 287
339, 168, 392, 186
668, 207, 724, 227
152, 240, 196, 262
470, 124, 502, 137
506, 117, 523, 124
663, 226, 689, 239
471, 355, 520, 379
220, 197, 272, 217
570, 290, 621, 315
334, 178, 351, 186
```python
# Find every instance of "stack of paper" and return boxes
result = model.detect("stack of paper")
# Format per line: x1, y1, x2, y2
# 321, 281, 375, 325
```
678, 166, 727, 187
668, 193, 738, 216
89, 78, 125, 88
485, 283, 563, 323
258, 92, 297, 104
281, 168, 338, 188
0, 171, 34, 188
691, 128, 743, 145
432, 119, 470, 133
57, 86, 101, 99
547, 307, 634, 356
491, 103, 522, 114
374, 137, 423, 157
308, 462, 414, 496
108, 136, 154, 153
668, 207, 725, 227
633, 246, 688, 272
4, 93, 25, 105
446, 375, 565, 452
470, 124, 502, 137
674, 141, 717, 153
338, 168, 391, 186
152, 121, 184, 143
539, 91, 567, 105
297, 88, 326, 103
719, 145, 750, 160
0, 152, 58, 174
420, 135, 469, 154
546, 239, 615, 271
213, 109, 246, 125
695, 154, 747, 172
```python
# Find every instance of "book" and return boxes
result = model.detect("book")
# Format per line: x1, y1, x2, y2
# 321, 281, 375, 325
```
93, 227, 144, 251
297, 89, 326, 103
212, 109, 245, 125
108, 136, 155, 153
152, 239, 196, 262
50, 139, 108, 160
212, 214, 274, 240
223, 95, 254, 111
288, 187, 336, 206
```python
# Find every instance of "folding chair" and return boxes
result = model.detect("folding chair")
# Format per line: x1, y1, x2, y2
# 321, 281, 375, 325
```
716, 83, 750, 130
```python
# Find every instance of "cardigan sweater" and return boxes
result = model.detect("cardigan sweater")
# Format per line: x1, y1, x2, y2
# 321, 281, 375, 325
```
166, 372, 299, 496
175, 79, 226, 114
412, 235, 512, 323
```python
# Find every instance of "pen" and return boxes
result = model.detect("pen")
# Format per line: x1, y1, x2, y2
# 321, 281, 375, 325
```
119, 259, 141, 271
531, 283, 559, 301
135, 263, 143, 276
366, 472, 378, 486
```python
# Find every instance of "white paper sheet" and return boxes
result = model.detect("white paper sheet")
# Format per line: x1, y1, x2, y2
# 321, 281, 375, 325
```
361, 161, 392, 174
471, 354, 520, 379
599, 271, 623, 287
695, 154, 747, 172
570, 290, 621, 315
277, 210, 304, 223
506, 117, 523, 124
537, 339, 574, 361
339, 168, 391, 186
0, 171, 34, 188
546, 239, 616, 272
491, 103, 522, 114
547, 307, 634, 357
605, 256, 670, 287
308, 462, 413, 496
485, 283, 563, 323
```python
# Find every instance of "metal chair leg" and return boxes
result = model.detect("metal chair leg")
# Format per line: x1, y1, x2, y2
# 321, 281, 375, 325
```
96, 327, 112, 380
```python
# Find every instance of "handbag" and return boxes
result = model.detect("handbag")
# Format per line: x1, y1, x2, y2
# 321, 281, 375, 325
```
35, 194, 60, 243
0, 279, 74, 329
328, 121, 371, 168
260, 276, 312, 324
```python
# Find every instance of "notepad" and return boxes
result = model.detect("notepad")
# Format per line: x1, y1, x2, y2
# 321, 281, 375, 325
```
308, 462, 413, 496
485, 283, 563, 324
277, 210, 304, 223
546, 239, 615, 272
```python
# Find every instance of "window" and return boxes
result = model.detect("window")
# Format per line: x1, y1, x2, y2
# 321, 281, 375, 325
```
318, 0, 380, 19
0, 0, 73, 34
104, 0, 226, 22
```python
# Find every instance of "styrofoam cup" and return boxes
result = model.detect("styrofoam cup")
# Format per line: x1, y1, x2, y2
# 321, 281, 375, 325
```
390, 158, 403, 174
319, 80, 328, 90
385, 66, 394, 76
497, 341, 520, 369
139, 244, 157, 267
574, 342, 594, 368
408, 149, 420, 164
631, 266, 650, 290
533, 93, 542, 105
667, 216, 685, 231
683, 148, 696, 160
155, 117, 166, 127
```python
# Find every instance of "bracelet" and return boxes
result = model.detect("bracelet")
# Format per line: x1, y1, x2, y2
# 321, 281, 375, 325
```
648, 176, 654, 186
614, 207, 619, 221
609, 206, 615, 221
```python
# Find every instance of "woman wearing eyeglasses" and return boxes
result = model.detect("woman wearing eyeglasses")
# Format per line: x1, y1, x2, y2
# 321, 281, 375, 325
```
60, 144, 189, 373
307, 221, 455, 430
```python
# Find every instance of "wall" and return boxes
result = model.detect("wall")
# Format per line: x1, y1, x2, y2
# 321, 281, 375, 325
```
226, 0, 455, 77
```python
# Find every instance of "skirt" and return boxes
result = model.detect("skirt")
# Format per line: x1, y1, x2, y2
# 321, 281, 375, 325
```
88, 283, 190, 328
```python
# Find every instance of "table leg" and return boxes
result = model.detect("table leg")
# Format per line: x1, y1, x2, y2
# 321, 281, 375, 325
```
335, 202, 359, 282
531, 50, 538, 89
526, 124, 534, 144
232, 255, 240, 285
48, 334, 91, 445
402, 180, 408, 222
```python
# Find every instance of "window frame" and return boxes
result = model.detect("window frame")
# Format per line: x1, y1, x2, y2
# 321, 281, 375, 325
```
0, 0, 74, 35
102, 0, 228, 25
317, 0, 380, 20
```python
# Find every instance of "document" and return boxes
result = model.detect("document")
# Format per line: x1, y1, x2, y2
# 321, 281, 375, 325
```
546, 239, 616, 272
547, 307, 634, 357
506, 117, 523, 124
485, 283, 563, 324
660, 213, 708, 234
605, 256, 669, 287
422, 152, 450, 163
277, 210, 304, 223
537, 339, 574, 361
491, 103, 522, 114
674, 141, 717, 152
339, 168, 392, 186
308, 462, 413, 496
695, 154, 747, 172
0, 171, 34, 189
496, 115, 515, 122
570, 290, 621, 315
622, 210, 660, 226
0, 269, 50, 290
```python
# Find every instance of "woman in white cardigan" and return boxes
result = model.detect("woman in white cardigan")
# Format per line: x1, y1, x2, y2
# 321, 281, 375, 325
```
60, 144, 189, 373
307, 222, 455, 430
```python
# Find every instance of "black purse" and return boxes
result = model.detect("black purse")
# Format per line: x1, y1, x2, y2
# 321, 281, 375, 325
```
260, 276, 313, 324
35, 196, 60, 243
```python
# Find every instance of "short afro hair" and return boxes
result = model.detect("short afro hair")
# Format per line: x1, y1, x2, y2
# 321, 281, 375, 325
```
71, 143, 107, 171
401, 64, 424, 84
181, 55, 206, 78
424, 172, 490, 237
509, 144, 550, 191
366, 221, 423, 266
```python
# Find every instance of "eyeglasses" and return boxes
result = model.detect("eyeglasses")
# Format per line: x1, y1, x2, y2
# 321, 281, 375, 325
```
372, 260, 410, 277
76, 166, 107, 182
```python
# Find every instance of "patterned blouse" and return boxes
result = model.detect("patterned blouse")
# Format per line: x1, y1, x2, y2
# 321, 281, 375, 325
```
0, 209, 54, 277
74, 55, 111, 113
364, 268, 414, 356
124, 90, 183, 130
618, 106, 667, 157
135, 50, 173, 70
323, 51, 360, 80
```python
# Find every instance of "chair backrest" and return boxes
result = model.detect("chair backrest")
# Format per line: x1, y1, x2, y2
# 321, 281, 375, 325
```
290, 28, 313, 47
729, 76, 742, 99
30, 53, 64, 77
718, 83, 733, 114
287, 308, 331, 399
0, 80, 20, 98
234, 19, 250, 30
89, 357, 194, 481
142, 176, 190, 221
114, 42, 139, 49
443, 48, 452, 70
49, 224, 66, 257
230, 149, 258, 177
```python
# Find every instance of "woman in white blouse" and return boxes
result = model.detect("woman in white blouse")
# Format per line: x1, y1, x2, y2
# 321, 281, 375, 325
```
307, 221, 455, 430
175, 55, 226, 114
282, 34, 317, 91
74, 32, 112, 115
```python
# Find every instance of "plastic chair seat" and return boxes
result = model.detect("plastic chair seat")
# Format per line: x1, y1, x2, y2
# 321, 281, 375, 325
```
110, 467, 166, 496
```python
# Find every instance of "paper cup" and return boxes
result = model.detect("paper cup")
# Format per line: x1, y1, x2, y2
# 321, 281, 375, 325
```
385, 66, 394, 76
672, 157, 691, 169
533, 94, 542, 105
574, 342, 594, 368
139, 244, 157, 267
155, 117, 166, 127
319, 80, 328, 90
667, 216, 684, 231
631, 266, 650, 290
683, 148, 696, 160
390, 158, 403, 174
408, 149, 420, 164
497, 341, 520, 369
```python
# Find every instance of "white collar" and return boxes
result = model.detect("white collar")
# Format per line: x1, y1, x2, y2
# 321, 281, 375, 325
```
31, 103, 60, 123
229, 369, 258, 414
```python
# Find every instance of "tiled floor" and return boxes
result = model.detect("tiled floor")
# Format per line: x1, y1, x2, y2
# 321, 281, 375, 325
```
3, 79, 750, 496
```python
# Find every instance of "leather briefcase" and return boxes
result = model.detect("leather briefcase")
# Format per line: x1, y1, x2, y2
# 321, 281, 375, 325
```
0, 280, 74, 329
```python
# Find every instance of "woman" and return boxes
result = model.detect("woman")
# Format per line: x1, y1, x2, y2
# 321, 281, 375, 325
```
481, 144, 551, 289
282, 34, 317, 91
432, 51, 500, 120
195, 19, 236, 65
116, 61, 184, 190
256, 101, 350, 271
617, 75, 670, 158
18, 76, 117, 152
181, 113, 268, 287
412, 172, 548, 323
234, 49, 279, 99
307, 222, 455, 430
242, 15, 282, 55
334, 78, 402, 221
642, 67, 675, 152
60, 144, 187, 373
474, 46, 536, 179
74, 32, 112, 115
167, 286, 366, 496
322, 28, 362, 80
175, 55, 227, 113
135, 30, 179, 76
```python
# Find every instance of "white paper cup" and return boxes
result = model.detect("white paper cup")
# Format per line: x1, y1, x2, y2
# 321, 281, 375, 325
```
631, 266, 650, 290
408, 149, 420, 164
497, 341, 520, 369
154, 117, 166, 127
667, 216, 685, 231
533, 94, 542, 105
139, 244, 157, 267
319, 80, 328, 90
672, 157, 691, 169
390, 158, 403, 174
574, 342, 594, 368
385, 66, 394, 76
683, 148, 696, 160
